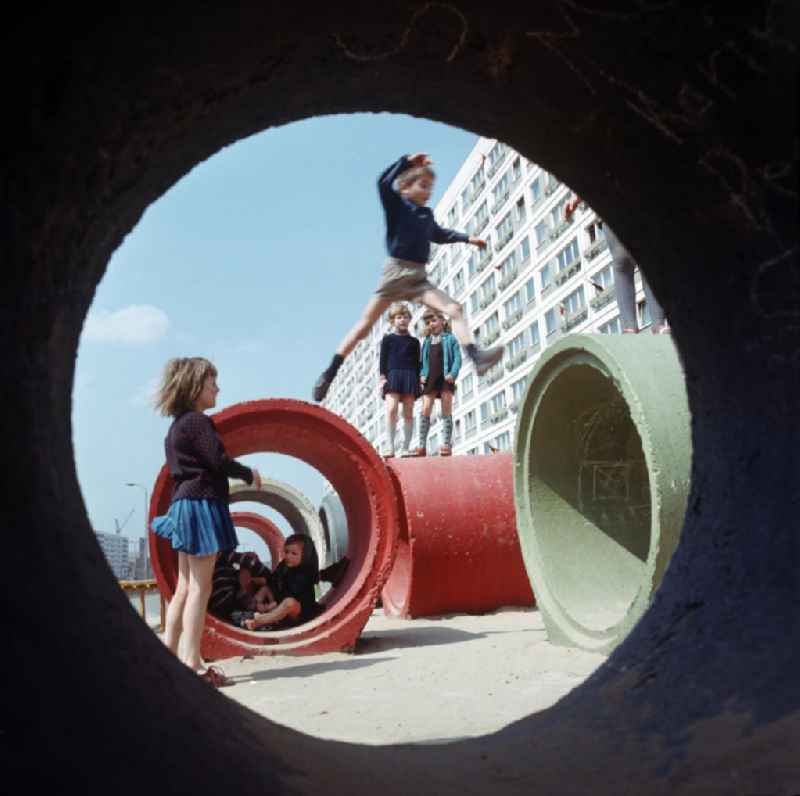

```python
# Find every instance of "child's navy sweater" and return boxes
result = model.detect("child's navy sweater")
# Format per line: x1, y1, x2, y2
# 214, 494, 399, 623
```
379, 333, 421, 377
378, 156, 468, 265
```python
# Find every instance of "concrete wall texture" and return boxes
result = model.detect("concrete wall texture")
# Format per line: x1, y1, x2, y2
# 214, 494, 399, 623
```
2, 2, 797, 794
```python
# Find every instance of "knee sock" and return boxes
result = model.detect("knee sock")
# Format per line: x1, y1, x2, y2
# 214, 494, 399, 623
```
387, 419, 397, 454
324, 353, 344, 379
402, 419, 414, 452
418, 415, 431, 449
442, 415, 453, 447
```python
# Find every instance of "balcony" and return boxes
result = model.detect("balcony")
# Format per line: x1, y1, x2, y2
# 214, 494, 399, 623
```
482, 327, 501, 346
498, 266, 519, 292
451, 433, 463, 447
502, 307, 523, 330
490, 188, 511, 216
465, 425, 478, 439
554, 258, 582, 287
490, 407, 510, 424
546, 326, 564, 343
563, 306, 588, 332
584, 236, 609, 261
474, 242, 493, 271
549, 217, 572, 242
525, 296, 538, 314
505, 347, 529, 372
465, 180, 486, 208
540, 282, 555, 299
544, 180, 560, 196
495, 227, 514, 252
479, 290, 497, 310
470, 213, 490, 236
486, 149, 508, 179
590, 285, 616, 311
479, 362, 504, 387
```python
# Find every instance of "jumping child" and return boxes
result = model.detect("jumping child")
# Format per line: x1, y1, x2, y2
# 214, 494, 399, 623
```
312, 152, 503, 402
151, 357, 261, 687
416, 310, 461, 456
240, 534, 322, 631
379, 301, 420, 457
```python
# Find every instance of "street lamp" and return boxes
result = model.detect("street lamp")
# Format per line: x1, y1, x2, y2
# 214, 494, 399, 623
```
126, 482, 149, 578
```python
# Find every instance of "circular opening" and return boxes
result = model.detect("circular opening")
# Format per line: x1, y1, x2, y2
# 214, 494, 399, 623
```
529, 360, 651, 633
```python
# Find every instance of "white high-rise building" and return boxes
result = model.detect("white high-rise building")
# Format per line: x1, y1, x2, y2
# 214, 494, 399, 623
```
322, 137, 656, 458
95, 530, 131, 579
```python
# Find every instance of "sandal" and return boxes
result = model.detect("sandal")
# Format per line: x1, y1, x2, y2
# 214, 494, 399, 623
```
199, 666, 233, 688
413, 447, 427, 457
439, 445, 452, 457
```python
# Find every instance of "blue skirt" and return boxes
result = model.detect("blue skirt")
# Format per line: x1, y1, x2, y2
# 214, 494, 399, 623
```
382, 368, 421, 399
151, 498, 239, 556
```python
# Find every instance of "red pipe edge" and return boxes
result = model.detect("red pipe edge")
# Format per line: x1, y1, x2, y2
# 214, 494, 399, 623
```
381, 454, 535, 618
149, 399, 400, 657
230, 511, 284, 568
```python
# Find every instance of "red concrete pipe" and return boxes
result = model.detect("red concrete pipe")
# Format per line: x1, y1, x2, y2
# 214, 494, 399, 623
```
149, 399, 400, 657
381, 454, 535, 618
230, 511, 284, 567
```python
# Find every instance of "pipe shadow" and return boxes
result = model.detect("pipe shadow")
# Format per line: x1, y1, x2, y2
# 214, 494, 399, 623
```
241, 656, 396, 682
357, 626, 488, 653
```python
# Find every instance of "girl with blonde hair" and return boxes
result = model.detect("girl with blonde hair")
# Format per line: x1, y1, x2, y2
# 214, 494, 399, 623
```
151, 357, 261, 687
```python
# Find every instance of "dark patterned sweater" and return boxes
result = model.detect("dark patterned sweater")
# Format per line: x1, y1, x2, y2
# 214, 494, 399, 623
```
164, 411, 253, 503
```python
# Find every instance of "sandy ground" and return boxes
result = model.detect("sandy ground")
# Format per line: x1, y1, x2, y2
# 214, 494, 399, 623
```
203, 608, 607, 745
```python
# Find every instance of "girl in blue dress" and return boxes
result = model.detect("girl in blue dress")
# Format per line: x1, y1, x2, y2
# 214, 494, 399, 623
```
151, 357, 261, 687
378, 302, 421, 457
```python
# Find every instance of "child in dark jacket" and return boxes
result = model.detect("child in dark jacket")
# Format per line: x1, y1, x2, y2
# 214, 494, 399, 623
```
240, 535, 322, 631
379, 301, 421, 457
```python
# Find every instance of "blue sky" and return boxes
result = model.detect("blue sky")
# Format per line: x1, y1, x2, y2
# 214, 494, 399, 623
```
72, 113, 478, 560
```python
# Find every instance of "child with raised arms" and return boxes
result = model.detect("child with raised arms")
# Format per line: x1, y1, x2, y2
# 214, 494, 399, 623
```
151, 357, 261, 687
417, 310, 461, 456
312, 152, 503, 402
379, 301, 420, 457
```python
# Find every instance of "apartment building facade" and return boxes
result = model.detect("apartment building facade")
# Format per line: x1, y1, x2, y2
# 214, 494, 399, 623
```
321, 138, 656, 458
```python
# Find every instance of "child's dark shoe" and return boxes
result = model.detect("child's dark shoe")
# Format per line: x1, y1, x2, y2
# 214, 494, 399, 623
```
413, 447, 427, 457
439, 445, 452, 456
312, 371, 333, 402
472, 346, 503, 376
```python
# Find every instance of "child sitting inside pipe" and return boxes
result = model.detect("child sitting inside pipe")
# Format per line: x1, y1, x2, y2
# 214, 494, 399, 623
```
231, 535, 349, 631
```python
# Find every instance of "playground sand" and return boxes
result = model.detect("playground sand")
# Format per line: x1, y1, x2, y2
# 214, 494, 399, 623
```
210, 607, 607, 745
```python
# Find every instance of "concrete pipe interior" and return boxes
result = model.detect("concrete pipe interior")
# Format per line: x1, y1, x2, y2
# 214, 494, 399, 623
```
530, 359, 650, 632
230, 511, 285, 568
6, 3, 798, 794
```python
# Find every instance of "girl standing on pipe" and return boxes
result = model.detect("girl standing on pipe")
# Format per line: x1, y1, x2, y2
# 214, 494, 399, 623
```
151, 357, 261, 687
379, 302, 421, 457
416, 310, 462, 456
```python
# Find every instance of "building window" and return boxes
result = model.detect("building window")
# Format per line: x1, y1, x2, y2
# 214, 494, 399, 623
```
485, 311, 500, 335
447, 205, 459, 227
529, 320, 541, 348
453, 268, 466, 296
540, 261, 553, 291
563, 285, 586, 316
495, 431, 512, 451
462, 372, 474, 398
504, 291, 523, 319
592, 264, 614, 290
511, 157, 522, 184
464, 410, 477, 433
511, 377, 527, 403
469, 290, 479, 315
598, 316, 622, 334
638, 298, 651, 327
514, 196, 526, 225
556, 237, 580, 271
545, 307, 559, 335
530, 178, 541, 205
507, 330, 526, 357
480, 400, 491, 423
491, 390, 507, 413
519, 236, 531, 263
524, 277, 536, 305
535, 220, 549, 248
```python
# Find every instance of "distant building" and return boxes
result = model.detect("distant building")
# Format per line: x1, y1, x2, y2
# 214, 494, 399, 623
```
322, 137, 652, 459
127, 536, 153, 580
95, 530, 130, 579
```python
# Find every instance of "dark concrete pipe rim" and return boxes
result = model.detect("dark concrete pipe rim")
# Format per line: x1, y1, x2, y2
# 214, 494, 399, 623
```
149, 398, 400, 648
514, 334, 689, 651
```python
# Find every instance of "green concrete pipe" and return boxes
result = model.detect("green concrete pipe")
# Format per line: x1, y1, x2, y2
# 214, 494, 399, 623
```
514, 334, 691, 654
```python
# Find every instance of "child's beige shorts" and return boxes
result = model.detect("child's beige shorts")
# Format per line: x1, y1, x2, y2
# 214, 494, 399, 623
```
373, 257, 436, 301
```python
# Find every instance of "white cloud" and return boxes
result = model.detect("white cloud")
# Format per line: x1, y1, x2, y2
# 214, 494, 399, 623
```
82, 305, 169, 344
